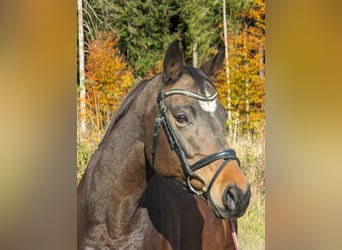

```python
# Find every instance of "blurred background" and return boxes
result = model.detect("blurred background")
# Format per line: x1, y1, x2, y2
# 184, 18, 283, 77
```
1, 0, 342, 249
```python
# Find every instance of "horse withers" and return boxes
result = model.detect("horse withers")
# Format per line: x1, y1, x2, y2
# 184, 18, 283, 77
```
77, 40, 251, 249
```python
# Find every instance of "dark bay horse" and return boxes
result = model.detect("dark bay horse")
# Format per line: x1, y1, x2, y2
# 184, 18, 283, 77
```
78, 40, 251, 249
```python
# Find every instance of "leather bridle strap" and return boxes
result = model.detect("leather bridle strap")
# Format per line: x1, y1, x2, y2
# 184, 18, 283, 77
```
152, 97, 194, 177
158, 89, 217, 102
191, 149, 239, 172
190, 149, 239, 197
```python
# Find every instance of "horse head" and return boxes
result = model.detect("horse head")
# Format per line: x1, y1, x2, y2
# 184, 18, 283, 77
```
145, 40, 251, 219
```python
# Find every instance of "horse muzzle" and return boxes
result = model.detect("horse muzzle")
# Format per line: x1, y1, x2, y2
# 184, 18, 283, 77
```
189, 150, 251, 219
205, 183, 251, 219
222, 184, 251, 218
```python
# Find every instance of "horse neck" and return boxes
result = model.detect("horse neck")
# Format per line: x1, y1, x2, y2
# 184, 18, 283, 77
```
79, 77, 158, 237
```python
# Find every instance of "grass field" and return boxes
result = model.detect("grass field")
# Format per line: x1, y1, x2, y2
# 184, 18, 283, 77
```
231, 138, 265, 250
238, 191, 265, 249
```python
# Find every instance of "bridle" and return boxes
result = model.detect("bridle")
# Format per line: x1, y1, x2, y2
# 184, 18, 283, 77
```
151, 77, 241, 218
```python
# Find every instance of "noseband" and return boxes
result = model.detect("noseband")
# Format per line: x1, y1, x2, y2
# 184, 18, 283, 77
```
151, 79, 241, 216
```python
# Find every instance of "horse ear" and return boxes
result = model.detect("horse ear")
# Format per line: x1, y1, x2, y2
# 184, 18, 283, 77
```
163, 40, 185, 84
200, 45, 225, 81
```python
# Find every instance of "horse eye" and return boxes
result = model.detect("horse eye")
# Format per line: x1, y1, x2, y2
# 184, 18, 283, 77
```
175, 113, 189, 124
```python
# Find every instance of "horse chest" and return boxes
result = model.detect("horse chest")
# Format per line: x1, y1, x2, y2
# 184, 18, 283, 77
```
140, 175, 234, 250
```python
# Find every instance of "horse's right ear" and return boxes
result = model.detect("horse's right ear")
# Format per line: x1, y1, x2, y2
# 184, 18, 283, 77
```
200, 45, 225, 81
162, 40, 184, 84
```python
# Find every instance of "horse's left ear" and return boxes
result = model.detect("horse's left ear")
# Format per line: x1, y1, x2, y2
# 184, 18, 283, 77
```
200, 45, 225, 81
163, 40, 185, 84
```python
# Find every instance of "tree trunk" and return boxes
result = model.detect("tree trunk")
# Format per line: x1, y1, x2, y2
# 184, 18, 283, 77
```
78, 0, 86, 137
192, 42, 198, 67
244, 29, 251, 143
223, 0, 233, 138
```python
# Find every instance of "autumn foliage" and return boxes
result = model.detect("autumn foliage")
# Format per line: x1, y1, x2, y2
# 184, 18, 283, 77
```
216, 0, 265, 141
84, 32, 133, 138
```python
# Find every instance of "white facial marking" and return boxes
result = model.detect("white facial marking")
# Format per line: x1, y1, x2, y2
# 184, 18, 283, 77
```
199, 90, 217, 114
199, 99, 217, 113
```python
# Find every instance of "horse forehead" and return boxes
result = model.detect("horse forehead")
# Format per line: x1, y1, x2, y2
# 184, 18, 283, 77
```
199, 92, 217, 114
172, 73, 196, 89
170, 72, 212, 93
169, 71, 218, 114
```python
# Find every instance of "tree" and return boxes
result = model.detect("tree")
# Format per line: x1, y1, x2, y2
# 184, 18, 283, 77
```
223, 0, 233, 138
78, 0, 265, 141
78, 0, 86, 136
84, 32, 133, 140
83, 0, 109, 42
216, 0, 265, 142
83, 0, 176, 77
175, 0, 222, 66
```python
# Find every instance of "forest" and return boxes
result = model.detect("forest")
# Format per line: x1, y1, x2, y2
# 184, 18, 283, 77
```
77, 0, 265, 249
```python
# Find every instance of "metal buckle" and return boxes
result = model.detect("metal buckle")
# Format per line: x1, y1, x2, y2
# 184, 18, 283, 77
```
186, 173, 208, 196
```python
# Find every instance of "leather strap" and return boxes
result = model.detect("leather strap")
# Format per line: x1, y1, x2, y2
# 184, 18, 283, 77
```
191, 149, 238, 171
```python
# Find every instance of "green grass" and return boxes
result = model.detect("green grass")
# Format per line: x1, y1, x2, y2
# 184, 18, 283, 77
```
77, 142, 93, 181
77, 129, 105, 182
238, 192, 265, 249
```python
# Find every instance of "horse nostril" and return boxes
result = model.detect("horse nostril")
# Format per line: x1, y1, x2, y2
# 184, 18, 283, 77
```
221, 185, 251, 218
223, 186, 239, 210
